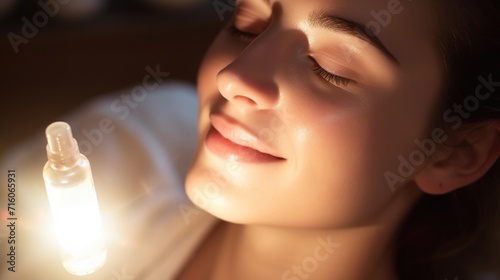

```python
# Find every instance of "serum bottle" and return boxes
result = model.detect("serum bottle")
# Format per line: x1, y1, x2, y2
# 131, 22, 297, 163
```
42, 121, 107, 275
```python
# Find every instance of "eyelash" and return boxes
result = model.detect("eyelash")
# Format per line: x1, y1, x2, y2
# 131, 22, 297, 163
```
228, 23, 352, 88
227, 24, 257, 42
309, 57, 352, 87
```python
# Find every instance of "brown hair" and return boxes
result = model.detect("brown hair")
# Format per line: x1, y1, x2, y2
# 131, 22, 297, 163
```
396, 0, 500, 279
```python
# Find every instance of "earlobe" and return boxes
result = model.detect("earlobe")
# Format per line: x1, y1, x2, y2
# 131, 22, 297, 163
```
414, 122, 500, 195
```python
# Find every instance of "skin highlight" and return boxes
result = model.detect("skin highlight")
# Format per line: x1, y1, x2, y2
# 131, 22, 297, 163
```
181, 0, 500, 279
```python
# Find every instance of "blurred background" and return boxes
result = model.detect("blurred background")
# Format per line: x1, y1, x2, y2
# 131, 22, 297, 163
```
0, 0, 226, 155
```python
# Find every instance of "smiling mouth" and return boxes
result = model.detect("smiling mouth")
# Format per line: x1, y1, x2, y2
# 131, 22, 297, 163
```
205, 114, 285, 163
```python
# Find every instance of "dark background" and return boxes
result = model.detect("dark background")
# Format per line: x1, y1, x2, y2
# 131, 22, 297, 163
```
0, 0, 226, 155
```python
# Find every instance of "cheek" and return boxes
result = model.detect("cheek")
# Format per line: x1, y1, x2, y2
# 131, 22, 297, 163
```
282, 103, 391, 226
279, 84, 437, 225
195, 36, 235, 137
197, 35, 244, 102
197, 43, 222, 103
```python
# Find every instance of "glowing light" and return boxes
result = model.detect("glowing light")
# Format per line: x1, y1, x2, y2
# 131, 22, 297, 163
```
43, 122, 107, 275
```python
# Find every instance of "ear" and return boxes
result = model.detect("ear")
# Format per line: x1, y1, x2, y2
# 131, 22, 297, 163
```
415, 122, 500, 195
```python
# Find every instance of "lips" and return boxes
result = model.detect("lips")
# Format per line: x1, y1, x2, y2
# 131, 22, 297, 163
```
205, 114, 285, 163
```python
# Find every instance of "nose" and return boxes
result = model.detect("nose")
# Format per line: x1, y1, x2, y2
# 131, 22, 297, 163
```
216, 34, 281, 110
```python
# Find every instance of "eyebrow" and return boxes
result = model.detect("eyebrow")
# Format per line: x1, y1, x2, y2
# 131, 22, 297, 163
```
308, 10, 400, 65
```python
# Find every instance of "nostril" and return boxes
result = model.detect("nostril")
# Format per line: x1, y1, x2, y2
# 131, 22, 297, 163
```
233, 95, 258, 106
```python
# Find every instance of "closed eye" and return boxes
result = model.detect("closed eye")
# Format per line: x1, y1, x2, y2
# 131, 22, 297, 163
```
309, 56, 352, 87
227, 23, 258, 43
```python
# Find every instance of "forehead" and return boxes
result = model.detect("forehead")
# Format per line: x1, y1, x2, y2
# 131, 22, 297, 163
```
239, 0, 439, 66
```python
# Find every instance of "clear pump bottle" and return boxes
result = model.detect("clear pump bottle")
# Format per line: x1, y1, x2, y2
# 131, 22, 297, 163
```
42, 122, 107, 275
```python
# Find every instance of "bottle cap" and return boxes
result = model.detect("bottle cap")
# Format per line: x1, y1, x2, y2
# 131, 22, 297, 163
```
46, 122, 80, 170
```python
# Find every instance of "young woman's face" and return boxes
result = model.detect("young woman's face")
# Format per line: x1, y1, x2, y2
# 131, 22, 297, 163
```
186, 0, 443, 228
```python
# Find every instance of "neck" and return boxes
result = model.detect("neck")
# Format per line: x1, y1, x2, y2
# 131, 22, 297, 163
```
211, 184, 423, 280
